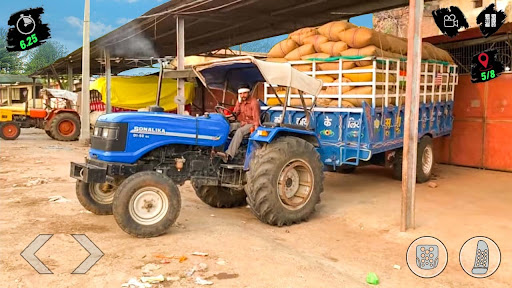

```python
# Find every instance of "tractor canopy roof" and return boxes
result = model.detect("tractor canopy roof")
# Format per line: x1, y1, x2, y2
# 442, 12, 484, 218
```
40, 89, 78, 102
192, 56, 323, 96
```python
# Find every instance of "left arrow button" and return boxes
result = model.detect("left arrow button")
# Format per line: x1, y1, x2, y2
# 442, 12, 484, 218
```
20, 234, 53, 274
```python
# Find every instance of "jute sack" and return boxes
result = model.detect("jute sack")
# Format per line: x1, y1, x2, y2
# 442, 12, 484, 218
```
292, 64, 313, 72
341, 45, 402, 58
318, 21, 357, 41
290, 98, 314, 107
318, 41, 349, 56
343, 86, 397, 107
285, 44, 316, 60
267, 39, 299, 58
325, 77, 353, 94
317, 61, 356, 71
301, 53, 331, 60
303, 35, 329, 52
266, 96, 286, 106
339, 27, 391, 50
385, 34, 408, 55
316, 75, 335, 83
289, 27, 318, 45
343, 65, 397, 82
265, 57, 288, 63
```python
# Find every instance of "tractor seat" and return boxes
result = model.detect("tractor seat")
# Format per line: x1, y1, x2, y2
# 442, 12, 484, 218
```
262, 122, 309, 131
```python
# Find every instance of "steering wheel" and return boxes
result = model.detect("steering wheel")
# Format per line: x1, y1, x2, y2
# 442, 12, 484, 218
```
214, 105, 237, 122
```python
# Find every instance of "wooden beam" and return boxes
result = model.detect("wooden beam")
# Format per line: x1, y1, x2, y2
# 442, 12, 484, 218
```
50, 64, 63, 89
105, 49, 112, 113
176, 16, 185, 114
401, 0, 423, 232
67, 63, 73, 91
32, 78, 36, 108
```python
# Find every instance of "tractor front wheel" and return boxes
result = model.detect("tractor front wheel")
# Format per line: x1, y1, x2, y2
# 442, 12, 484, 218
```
113, 172, 181, 238
246, 136, 324, 226
50, 113, 81, 141
76, 181, 117, 215
0, 122, 21, 140
194, 185, 247, 208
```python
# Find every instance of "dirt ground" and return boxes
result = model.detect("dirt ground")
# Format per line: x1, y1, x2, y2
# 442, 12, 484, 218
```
0, 128, 510, 288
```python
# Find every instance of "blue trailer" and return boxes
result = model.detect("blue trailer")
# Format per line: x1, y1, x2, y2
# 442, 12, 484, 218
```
70, 56, 457, 237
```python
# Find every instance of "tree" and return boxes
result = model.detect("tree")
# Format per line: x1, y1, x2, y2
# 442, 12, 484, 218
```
24, 40, 68, 75
0, 27, 23, 74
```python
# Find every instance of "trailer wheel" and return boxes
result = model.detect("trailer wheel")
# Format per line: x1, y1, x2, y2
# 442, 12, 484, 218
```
246, 136, 324, 226
50, 112, 81, 141
417, 136, 434, 183
194, 185, 246, 208
0, 122, 21, 140
113, 172, 181, 238
76, 181, 116, 215
392, 136, 434, 183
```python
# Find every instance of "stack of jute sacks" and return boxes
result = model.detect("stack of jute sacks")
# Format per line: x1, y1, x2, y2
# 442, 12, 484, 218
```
265, 21, 454, 107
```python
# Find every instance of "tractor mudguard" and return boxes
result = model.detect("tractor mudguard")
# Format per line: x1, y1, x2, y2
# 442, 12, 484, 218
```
243, 126, 321, 170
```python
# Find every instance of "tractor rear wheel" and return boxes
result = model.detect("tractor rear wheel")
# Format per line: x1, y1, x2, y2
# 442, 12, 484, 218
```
194, 185, 246, 208
45, 130, 55, 139
246, 136, 324, 226
50, 113, 81, 141
113, 172, 181, 238
0, 122, 21, 140
76, 181, 116, 215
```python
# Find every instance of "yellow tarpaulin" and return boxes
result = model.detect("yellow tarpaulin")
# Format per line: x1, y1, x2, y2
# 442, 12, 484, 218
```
90, 76, 195, 111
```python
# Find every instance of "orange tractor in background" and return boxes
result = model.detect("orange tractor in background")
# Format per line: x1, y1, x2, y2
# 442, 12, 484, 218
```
0, 89, 81, 141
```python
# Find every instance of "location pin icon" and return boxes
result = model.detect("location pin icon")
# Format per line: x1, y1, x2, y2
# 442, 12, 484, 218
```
478, 53, 489, 68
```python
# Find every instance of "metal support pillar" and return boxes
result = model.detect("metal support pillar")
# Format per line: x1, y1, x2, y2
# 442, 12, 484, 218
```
176, 16, 185, 114
67, 63, 73, 91
79, 0, 91, 145
32, 77, 36, 108
105, 49, 112, 113
401, 0, 423, 232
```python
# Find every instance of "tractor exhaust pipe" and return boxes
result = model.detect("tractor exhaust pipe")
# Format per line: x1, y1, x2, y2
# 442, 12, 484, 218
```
150, 59, 165, 112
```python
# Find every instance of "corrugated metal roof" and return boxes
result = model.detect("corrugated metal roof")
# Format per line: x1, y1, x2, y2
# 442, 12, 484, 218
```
0, 74, 43, 84
31, 0, 410, 76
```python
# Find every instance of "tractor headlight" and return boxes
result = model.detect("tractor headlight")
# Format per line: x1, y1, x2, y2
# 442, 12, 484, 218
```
101, 127, 118, 139
93, 126, 102, 137
257, 130, 269, 137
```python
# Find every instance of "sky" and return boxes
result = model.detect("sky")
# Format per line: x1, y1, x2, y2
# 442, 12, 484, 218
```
0, 1, 372, 75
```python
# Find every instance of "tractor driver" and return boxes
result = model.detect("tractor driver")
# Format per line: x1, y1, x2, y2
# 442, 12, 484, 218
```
217, 84, 261, 162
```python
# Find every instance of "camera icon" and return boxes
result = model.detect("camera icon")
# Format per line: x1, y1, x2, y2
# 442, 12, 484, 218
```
444, 14, 459, 28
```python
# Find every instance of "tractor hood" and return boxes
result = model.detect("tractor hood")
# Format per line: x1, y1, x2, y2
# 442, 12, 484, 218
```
90, 112, 229, 163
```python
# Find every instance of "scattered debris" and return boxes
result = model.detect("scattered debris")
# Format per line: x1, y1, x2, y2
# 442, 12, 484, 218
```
185, 267, 196, 277
285, 229, 290, 233
166, 276, 180, 282
210, 214, 215, 217
12, 184, 17, 187
366, 272, 379, 285
154, 254, 187, 263
121, 278, 151, 288
48, 195, 70, 203
195, 277, 213, 285
141, 274, 165, 284
141, 263, 161, 275
393, 264, 401, 270
79, 210, 93, 214
427, 181, 438, 188
213, 272, 239, 280
26, 178, 48, 187
241, 221, 246, 224
196, 263, 208, 272
35, 160, 43, 164
191, 252, 208, 256
216, 259, 226, 266
246, 205, 250, 208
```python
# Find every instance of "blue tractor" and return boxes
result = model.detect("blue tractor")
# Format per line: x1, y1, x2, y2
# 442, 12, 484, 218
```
71, 57, 325, 237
